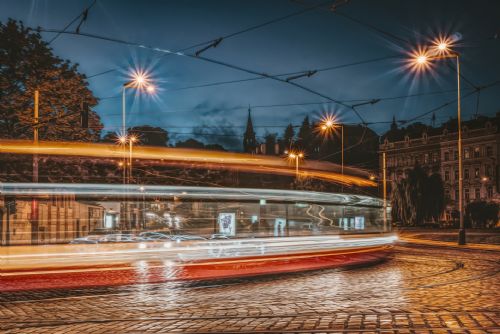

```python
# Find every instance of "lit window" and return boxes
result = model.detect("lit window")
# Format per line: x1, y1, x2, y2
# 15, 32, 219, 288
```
474, 147, 480, 158
464, 188, 470, 201
474, 168, 480, 178
464, 148, 470, 159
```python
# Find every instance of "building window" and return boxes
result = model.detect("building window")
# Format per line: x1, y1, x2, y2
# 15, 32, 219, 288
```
444, 151, 449, 161
486, 165, 492, 177
454, 169, 459, 181
474, 147, 480, 158
486, 146, 493, 157
475, 188, 481, 200
455, 189, 459, 201
424, 153, 429, 164
464, 168, 469, 179
445, 189, 450, 199
464, 148, 470, 159
487, 187, 493, 198
474, 167, 480, 178
444, 170, 450, 181
454, 151, 458, 160
464, 188, 470, 201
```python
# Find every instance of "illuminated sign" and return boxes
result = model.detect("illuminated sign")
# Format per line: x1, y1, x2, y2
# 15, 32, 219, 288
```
274, 218, 286, 236
354, 216, 365, 230
218, 213, 236, 236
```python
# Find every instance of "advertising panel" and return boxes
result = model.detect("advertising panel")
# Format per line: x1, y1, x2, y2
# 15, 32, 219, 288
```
354, 216, 365, 230
274, 218, 286, 236
218, 213, 236, 236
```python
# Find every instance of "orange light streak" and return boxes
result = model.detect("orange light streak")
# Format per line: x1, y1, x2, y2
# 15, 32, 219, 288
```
0, 140, 377, 187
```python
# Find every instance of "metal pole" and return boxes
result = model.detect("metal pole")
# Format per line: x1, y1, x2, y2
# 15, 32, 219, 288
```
32, 90, 39, 245
295, 157, 299, 177
457, 55, 466, 245
129, 139, 133, 183
341, 125, 344, 193
382, 151, 387, 232
122, 87, 127, 185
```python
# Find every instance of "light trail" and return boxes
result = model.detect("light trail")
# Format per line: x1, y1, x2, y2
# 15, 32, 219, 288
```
0, 139, 376, 187
0, 183, 384, 207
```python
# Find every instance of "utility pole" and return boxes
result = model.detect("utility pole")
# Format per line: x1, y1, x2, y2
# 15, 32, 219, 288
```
382, 151, 387, 232
32, 90, 39, 245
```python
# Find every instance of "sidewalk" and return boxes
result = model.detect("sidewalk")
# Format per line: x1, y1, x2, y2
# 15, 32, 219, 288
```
398, 236, 500, 251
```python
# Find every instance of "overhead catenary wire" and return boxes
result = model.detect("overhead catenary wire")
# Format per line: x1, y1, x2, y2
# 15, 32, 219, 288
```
73, 0, 336, 79
37, 28, 368, 124
47, 0, 97, 44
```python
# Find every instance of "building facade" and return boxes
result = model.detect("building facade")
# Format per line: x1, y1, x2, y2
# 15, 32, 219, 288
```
380, 114, 499, 222
0, 195, 104, 245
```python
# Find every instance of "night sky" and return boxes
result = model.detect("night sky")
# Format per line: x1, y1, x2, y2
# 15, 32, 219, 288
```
1, 0, 499, 150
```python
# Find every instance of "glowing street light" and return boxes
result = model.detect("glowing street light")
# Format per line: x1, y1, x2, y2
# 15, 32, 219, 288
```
129, 135, 138, 182
121, 68, 156, 184
319, 115, 344, 188
407, 34, 465, 245
288, 151, 304, 178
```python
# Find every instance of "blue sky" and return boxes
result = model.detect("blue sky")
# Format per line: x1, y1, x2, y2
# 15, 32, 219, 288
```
1, 0, 499, 150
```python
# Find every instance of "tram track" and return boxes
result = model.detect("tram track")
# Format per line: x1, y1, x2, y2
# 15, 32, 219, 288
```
1, 246, 498, 303
2, 311, 499, 332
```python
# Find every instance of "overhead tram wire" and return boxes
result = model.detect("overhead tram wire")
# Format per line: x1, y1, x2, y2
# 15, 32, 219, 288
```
47, 0, 97, 44
37, 29, 367, 124
96, 54, 399, 99
77, 0, 336, 79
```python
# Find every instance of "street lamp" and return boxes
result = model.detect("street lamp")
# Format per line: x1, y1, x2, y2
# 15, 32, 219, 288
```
319, 115, 344, 187
408, 36, 465, 245
288, 151, 304, 178
121, 69, 156, 184
128, 135, 138, 183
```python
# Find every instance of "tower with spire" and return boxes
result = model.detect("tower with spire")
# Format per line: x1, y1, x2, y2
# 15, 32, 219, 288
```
243, 106, 257, 153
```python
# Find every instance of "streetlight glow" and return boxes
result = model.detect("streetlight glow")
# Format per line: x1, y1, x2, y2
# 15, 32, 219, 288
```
146, 84, 156, 94
416, 54, 428, 64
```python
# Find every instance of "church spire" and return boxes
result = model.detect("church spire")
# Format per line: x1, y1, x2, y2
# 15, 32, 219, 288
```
243, 106, 257, 153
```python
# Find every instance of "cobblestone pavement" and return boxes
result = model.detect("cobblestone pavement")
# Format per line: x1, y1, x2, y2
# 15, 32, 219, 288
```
1, 244, 498, 333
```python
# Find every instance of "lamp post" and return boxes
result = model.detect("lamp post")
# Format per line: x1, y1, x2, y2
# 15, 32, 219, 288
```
128, 135, 137, 183
320, 119, 344, 190
410, 37, 465, 245
288, 152, 304, 178
121, 70, 155, 184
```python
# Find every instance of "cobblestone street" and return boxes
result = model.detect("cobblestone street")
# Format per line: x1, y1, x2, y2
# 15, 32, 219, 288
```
1, 244, 499, 333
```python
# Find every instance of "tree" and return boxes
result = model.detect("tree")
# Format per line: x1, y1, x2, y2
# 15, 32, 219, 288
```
391, 165, 445, 226
264, 133, 277, 155
175, 138, 205, 149
465, 201, 499, 228
297, 115, 312, 153
283, 123, 295, 149
426, 173, 445, 222
128, 125, 169, 146
0, 19, 103, 141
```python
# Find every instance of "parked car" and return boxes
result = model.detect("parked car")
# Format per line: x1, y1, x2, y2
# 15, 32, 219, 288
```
210, 234, 231, 240
69, 235, 105, 244
101, 234, 141, 243
170, 234, 207, 241
139, 232, 172, 241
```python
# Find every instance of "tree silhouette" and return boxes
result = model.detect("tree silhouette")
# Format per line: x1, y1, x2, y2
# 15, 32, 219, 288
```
0, 19, 102, 141
391, 165, 445, 226
283, 123, 295, 149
